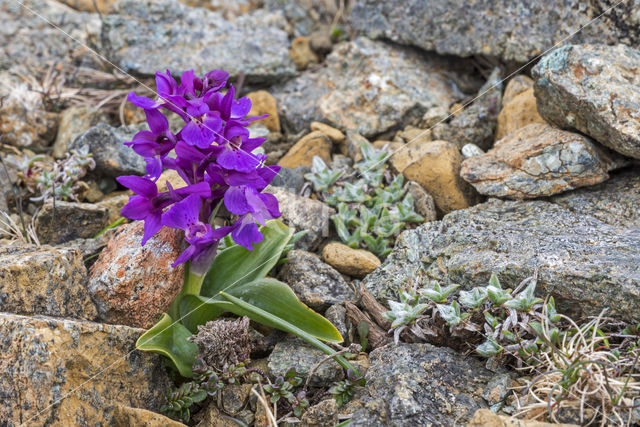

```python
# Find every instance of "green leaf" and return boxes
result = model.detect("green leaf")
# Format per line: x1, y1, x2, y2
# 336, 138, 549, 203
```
136, 313, 199, 377
222, 278, 342, 343
458, 287, 488, 309
178, 294, 230, 333
200, 220, 293, 297
476, 337, 503, 357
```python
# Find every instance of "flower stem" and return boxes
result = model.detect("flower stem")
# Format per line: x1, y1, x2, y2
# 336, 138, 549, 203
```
169, 262, 206, 321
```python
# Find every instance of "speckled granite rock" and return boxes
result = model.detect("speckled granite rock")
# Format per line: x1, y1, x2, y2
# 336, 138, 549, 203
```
363, 195, 640, 322
278, 250, 355, 311
0, 313, 171, 425
460, 123, 628, 198
273, 37, 467, 137
533, 44, 640, 159
432, 67, 502, 150
88, 221, 184, 328
70, 123, 145, 178
551, 167, 640, 229
349, 343, 501, 426
268, 337, 344, 387
102, 0, 295, 83
349, 0, 640, 63
0, 245, 97, 320
34, 201, 109, 244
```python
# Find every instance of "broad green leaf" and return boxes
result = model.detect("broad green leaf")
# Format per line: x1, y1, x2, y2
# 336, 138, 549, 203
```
224, 278, 342, 343
200, 220, 293, 297
136, 313, 199, 377
476, 337, 503, 357
179, 294, 229, 333
219, 286, 362, 375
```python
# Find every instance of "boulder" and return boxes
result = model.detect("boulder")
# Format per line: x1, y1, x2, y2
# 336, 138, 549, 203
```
322, 242, 381, 279
533, 44, 640, 159
88, 221, 184, 328
0, 245, 97, 320
496, 85, 546, 141
349, 0, 640, 63
247, 90, 281, 133
278, 131, 332, 169
273, 37, 467, 137
102, 0, 295, 83
461, 123, 628, 198
0, 313, 171, 425
35, 200, 109, 244
52, 106, 109, 159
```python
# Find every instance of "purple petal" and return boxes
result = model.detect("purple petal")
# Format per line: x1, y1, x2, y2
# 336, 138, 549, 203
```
162, 194, 202, 229
121, 196, 153, 220
179, 70, 197, 97
175, 141, 205, 163
141, 212, 163, 245
231, 217, 263, 250
224, 186, 250, 215
259, 192, 281, 219
116, 175, 157, 199
180, 121, 210, 148
203, 69, 229, 92
145, 157, 163, 181
256, 165, 281, 189
127, 92, 160, 110
145, 109, 169, 134
172, 245, 197, 268
156, 69, 178, 97
231, 96, 252, 119
174, 182, 212, 199
217, 148, 259, 173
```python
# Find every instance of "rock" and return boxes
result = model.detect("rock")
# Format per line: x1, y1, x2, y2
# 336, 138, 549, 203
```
551, 167, 640, 229
102, 0, 295, 83
322, 242, 381, 279
349, 0, 640, 63
0, 0, 100, 73
264, 0, 337, 38
71, 122, 146, 178
403, 140, 480, 213
461, 123, 627, 198
221, 384, 252, 415
179, 0, 260, 16
343, 131, 371, 163
0, 313, 171, 425
247, 90, 281, 133
269, 165, 309, 194
273, 37, 466, 137
278, 131, 332, 168
289, 36, 319, 70
278, 250, 355, 311
324, 304, 348, 343
388, 140, 430, 174
311, 121, 345, 143
96, 191, 130, 223
495, 88, 546, 141
533, 44, 640, 159
265, 186, 334, 251
157, 168, 186, 192
34, 200, 109, 244
57, 0, 119, 13
0, 245, 97, 319
502, 75, 535, 105
310, 29, 333, 55
111, 405, 187, 427
88, 221, 184, 328
362, 198, 640, 322
404, 180, 437, 221
0, 71, 58, 150
52, 106, 109, 159
468, 409, 578, 426
268, 337, 344, 387
301, 399, 339, 427
432, 67, 502, 150
461, 143, 485, 158
349, 343, 500, 426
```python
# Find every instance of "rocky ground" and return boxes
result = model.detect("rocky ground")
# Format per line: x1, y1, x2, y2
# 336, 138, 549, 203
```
0, 0, 639, 426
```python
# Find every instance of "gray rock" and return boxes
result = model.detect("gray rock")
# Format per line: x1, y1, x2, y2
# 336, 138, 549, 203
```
461, 143, 485, 158
0, 0, 100, 73
349, 0, 640, 63
269, 165, 310, 195
432, 67, 502, 150
460, 123, 628, 198
404, 180, 437, 222
551, 167, 640, 229
0, 245, 97, 320
264, 0, 338, 37
324, 304, 348, 342
350, 343, 499, 426
363, 197, 640, 322
273, 37, 467, 137
268, 337, 344, 387
34, 200, 109, 244
102, 0, 295, 83
71, 122, 146, 178
266, 186, 334, 251
278, 250, 355, 312
52, 106, 109, 159
533, 44, 640, 159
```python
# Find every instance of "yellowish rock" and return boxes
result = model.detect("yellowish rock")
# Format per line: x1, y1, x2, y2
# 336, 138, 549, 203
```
111, 405, 186, 427
289, 36, 319, 70
311, 121, 345, 143
247, 90, 280, 133
0, 245, 97, 320
495, 88, 546, 140
53, 106, 108, 159
468, 409, 577, 426
157, 168, 186, 192
97, 191, 130, 223
403, 140, 480, 213
389, 140, 432, 174
57, 0, 119, 12
322, 242, 381, 278
0, 313, 171, 425
278, 131, 332, 168
502, 75, 535, 105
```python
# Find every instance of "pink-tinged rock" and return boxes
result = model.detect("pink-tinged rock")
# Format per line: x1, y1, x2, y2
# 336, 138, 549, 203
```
88, 221, 185, 328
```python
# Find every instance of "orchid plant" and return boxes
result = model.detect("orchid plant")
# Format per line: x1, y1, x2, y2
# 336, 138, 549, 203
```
120, 69, 357, 377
